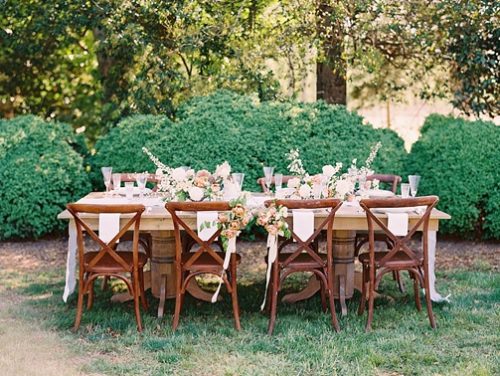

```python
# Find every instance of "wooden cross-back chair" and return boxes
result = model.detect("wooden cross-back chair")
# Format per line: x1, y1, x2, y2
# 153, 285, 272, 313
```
357, 196, 439, 332
355, 173, 405, 292
264, 198, 343, 335
66, 204, 149, 332
257, 175, 294, 193
165, 201, 241, 331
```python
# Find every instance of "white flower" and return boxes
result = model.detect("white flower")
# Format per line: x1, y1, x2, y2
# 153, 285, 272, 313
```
335, 179, 354, 199
299, 184, 312, 199
188, 186, 205, 201
214, 161, 231, 179
171, 167, 187, 182
322, 165, 335, 178
287, 177, 301, 188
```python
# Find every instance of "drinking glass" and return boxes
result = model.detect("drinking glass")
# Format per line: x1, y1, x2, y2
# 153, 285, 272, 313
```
125, 181, 135, 200
401, 183, 411, 198
263, 166, 274, 192
101, 167, 112, 195
136, 173, 148, 199
112, 173, 121, 193
408, 175, 421, 197
274, 173, 283, 191
232, 173, 245, 191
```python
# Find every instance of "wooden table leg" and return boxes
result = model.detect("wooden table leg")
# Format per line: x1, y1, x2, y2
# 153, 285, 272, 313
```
282, 230, 356, 316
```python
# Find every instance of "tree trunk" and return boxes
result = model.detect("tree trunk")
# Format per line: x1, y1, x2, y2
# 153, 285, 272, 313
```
316, 3, 347, 105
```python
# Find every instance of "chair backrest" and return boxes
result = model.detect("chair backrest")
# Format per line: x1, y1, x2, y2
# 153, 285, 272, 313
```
265, 199, 342, 268
166, 201, 232, 268
119, 173, 159, 191
257, 175, 294, 193
366, 174, 402, 193
66, 204, 145, 273
359, 196, 438, 268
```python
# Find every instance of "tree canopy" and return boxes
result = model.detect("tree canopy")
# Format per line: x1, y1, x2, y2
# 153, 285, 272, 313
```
1, 0, 498, 139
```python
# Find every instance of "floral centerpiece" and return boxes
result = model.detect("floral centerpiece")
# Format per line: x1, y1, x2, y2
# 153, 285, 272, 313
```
142, 147, 231, 202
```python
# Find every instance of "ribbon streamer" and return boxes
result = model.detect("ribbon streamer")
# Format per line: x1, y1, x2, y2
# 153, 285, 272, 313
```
260, 234, 278, 311
211, 236, 237, 303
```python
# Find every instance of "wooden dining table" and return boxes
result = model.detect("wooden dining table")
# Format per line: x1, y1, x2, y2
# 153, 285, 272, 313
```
58, 192, 451, 317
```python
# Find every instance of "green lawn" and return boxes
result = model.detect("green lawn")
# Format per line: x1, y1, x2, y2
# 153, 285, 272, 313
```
0, 261, 498, 376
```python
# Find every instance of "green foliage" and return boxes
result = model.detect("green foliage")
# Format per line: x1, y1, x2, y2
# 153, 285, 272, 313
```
405, 114, 500, 239
90, 115, 173, 187
93, 91, 406, 191
0, 116, 90, 239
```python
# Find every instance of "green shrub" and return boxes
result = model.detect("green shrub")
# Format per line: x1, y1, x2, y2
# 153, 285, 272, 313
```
90, 115, 173, 187
0, 115, 91, 239
92, 91, 406, 191
405, 114, 500, 239
148, 90, 406, 190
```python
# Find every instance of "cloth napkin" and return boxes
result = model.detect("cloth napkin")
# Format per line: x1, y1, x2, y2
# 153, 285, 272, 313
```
293, 209, 315, 242
197, 211, 219, 241
99, 213, 121, 243
386, 212, 408, 236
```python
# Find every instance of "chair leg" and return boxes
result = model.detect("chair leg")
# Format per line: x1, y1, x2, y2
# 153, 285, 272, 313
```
172, 270, 183, 331
139, 269, 148, 311
358, 265, 367, 316
320, 276, 327, 313
394, 270, 406, 293
412, 272, 422, 312
230, 258, 241, 331
131, 273, 143, 332
267, 264, 279, 335
101, 275, 110, 291
73, 280, 85, 332
365, 266, 376, 332
326, 268, 340, 332
423, 269, 436, 329
87, 277, 95, 310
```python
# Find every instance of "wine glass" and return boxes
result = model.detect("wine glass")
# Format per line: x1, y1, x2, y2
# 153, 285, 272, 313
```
101, 167, 112, 195
231, 173, 245, 191
263, 166, 274, 193
136, 172, 148, 199
274, 173, 283, 191
408, 175, 421, 197
112, 173, 121, 194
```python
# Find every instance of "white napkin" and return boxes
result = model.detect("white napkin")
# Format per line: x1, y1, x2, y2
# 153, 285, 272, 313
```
387, 212, 408, 236
293, 209, 315, 242
99, 213, 121, 243
197, 211, 218, 241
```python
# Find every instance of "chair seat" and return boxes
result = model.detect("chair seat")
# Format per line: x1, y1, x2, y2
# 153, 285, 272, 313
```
273, 252, 326, 268
181, 252, 241, 270
84, 251, 148, 273
359, 251, 422, 268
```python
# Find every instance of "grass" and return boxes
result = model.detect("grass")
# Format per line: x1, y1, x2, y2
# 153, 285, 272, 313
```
0, 262, 499, 376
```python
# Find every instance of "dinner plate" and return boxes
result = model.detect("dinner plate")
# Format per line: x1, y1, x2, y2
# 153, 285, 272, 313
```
113, 187, 152, 196
364, 189, 395, 198
373, 206, 425, 214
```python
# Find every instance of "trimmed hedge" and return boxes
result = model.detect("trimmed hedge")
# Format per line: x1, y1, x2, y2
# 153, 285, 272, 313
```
93, 91, 406, 191
0, 116, 91, 239
90, 115, 173, 188
405, 114, 500, 239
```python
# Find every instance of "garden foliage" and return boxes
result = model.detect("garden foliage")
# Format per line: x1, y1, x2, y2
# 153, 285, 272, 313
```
92, 91, 406, 191
0, 115, 90, 239
405, 114, 500, 239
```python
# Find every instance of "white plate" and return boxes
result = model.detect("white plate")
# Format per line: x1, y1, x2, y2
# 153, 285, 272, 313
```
364, 189, 395, 198
114, 187, 152, 196
373, 206, 425, 214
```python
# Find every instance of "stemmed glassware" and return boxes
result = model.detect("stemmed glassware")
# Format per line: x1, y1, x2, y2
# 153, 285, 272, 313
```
136, 172, 148, 199
101, 167, 112, 195
231, 173, 245, 191
112, 173, 121, 194
274, 173, 283, 191
263, 166, 274, 193
408, 175, 421, 197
